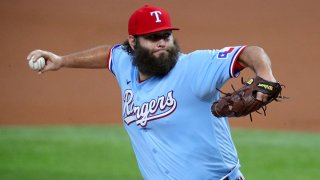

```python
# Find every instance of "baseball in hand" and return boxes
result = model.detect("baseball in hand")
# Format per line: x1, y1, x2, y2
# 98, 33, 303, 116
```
28, 57, 46, 71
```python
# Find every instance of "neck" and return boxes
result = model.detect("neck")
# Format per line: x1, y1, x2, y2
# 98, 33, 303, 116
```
138, 72, 151, 82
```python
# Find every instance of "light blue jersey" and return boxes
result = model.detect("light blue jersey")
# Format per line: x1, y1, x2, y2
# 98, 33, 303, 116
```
107, 44, 246, 180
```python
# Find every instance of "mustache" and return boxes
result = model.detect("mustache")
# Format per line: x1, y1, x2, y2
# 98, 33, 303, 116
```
132, 39, 180, 77
151, 48, 169, 53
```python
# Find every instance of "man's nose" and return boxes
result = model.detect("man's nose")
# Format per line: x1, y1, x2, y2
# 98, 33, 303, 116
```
156, 39, 166, 48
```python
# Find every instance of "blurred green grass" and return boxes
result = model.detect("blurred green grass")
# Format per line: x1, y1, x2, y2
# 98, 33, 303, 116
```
233, 129, 320, 179
0, 125, 141, 180
0, 125, 319, 180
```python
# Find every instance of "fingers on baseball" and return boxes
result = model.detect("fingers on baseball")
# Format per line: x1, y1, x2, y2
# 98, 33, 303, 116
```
39, 64, 52, 74
28, 56, 46, 71
28, 50, 43, 61
27, 50, 53, 73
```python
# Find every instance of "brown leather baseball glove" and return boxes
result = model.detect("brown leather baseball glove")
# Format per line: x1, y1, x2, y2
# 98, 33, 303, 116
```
211, 76, 284, 121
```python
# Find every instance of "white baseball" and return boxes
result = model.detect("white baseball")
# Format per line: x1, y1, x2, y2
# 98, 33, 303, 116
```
28, 57, 46, 71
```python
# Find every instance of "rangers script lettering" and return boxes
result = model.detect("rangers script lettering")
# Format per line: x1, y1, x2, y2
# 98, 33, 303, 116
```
123, 90, 177, 127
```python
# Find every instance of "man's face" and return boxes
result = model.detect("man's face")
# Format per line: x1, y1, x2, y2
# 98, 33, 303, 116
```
133, 30, 180, 77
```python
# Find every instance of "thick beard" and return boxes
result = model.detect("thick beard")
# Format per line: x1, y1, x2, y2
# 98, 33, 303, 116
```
133, 39, 180, 77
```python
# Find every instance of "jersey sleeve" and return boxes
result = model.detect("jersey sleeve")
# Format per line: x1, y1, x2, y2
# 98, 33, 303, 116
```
106, 44, 125, 77
186, 45, 246, 101
215, 46, 246, 78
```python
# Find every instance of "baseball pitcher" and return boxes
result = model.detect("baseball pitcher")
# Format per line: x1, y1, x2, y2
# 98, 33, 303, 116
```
27, 5, 283, 180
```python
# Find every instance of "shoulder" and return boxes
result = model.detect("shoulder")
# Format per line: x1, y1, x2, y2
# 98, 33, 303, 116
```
183, 49, 217, 58
177, 50, 218, 65
109, 44, 126, 55
107, 44, 133, 75
179, 49, 216, 59
109, 44, 132, 61
179, 46, 246, 63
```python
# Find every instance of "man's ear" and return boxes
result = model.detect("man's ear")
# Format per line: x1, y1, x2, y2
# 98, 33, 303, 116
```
128, 35, 136, 50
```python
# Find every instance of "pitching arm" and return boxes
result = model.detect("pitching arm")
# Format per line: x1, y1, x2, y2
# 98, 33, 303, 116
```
27, 45, 111, 74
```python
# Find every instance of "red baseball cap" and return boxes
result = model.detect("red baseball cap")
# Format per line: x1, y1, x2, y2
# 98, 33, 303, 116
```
128, 5, 179, 35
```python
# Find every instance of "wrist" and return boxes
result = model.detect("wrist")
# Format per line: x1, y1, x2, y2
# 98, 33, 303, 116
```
59, 56, 68, 68
257, 72, 276, 82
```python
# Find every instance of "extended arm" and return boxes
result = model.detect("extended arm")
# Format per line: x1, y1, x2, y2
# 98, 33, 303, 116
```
27, 45, 111, 74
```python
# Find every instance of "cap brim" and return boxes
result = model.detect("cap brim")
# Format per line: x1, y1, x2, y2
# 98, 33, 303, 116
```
134, 27, 180, 35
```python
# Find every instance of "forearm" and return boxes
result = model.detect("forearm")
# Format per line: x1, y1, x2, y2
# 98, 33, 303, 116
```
62, 45, 111, 69
238, 46, 276, 82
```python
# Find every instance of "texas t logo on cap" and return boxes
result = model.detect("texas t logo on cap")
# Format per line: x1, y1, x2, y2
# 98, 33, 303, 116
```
150, 11, 162, 23
128, 5, 179, 35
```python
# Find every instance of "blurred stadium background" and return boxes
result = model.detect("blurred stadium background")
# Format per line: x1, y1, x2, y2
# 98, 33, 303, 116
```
0, 0, 319, 179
